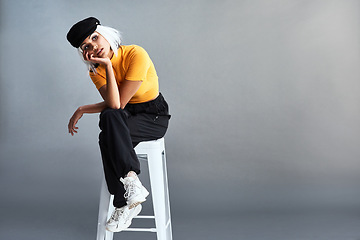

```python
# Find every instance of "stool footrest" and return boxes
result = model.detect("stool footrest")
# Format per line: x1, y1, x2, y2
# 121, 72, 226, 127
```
122, 227, 157, 232
134, 215, 155, 219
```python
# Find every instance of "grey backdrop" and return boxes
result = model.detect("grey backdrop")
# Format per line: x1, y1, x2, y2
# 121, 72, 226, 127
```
1, 0, 360, 239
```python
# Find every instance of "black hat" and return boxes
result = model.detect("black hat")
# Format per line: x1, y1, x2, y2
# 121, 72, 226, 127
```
67, 17, 100, 48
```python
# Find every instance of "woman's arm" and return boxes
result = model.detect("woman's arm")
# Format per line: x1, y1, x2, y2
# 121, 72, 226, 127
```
84, 52, 120, 109
69, 78, 142, 136
98, 80, 142, 109
68, 101, 107, 136
103, 62, 121, 109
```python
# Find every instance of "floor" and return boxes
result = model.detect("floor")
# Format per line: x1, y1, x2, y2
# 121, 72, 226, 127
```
1, 198, 360, 240
1, 146, 360, 240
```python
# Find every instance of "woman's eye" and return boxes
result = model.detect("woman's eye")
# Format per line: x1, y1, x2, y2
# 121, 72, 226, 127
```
92, 35, 98, 41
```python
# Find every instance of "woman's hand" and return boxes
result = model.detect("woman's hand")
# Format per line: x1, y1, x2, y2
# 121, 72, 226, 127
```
68, 108, 83, 136
83, 51, 111, 66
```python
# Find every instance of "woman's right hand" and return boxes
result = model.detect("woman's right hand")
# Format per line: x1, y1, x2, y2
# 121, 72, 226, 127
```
68, 108, 83, 136
83, 51, 111, 67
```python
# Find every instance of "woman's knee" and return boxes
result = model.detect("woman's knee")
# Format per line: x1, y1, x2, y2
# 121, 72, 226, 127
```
99, 108, 127, 127
100, 108, 125, 119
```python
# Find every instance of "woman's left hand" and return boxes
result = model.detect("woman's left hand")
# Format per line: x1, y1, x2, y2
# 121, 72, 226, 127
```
68, 108, 83, 136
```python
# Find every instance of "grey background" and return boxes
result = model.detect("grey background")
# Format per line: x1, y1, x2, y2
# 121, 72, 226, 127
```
1, 0, 360, 239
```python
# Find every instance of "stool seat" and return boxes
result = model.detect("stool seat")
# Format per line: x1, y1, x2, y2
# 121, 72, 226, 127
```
96, 138, 173, 240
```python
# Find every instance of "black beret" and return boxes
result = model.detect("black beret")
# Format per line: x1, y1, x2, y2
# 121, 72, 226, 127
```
67, 17, 100, 48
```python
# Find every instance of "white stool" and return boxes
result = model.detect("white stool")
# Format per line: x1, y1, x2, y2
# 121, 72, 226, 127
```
96, 138, 173, 240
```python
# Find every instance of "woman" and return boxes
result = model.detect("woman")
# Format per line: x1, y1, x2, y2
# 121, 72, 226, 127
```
66, 17, 170, 232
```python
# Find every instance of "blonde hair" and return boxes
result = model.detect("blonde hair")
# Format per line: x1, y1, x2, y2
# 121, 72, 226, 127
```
77, 25, 122, 73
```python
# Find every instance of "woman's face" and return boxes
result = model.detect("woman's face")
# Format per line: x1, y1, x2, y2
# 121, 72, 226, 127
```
80, 31, 113, 59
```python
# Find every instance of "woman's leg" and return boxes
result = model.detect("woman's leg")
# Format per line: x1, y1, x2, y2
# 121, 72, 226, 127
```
125, 93, 171, 146
127, 113, 170, 147
98, 108, 140, 208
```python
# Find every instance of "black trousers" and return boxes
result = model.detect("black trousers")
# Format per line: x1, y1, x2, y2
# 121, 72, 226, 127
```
98, 93, 170, 208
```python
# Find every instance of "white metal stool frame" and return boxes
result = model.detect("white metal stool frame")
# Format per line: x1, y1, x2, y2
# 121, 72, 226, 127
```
96, 138, 173, 240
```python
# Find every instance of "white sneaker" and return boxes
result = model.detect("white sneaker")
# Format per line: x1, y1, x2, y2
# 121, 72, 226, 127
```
106, 204, 142, 232
121, 176, 149, 209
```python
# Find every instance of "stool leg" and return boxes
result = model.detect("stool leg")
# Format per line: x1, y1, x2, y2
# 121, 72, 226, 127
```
147, 147, 173, 240
97, 177, 113, 240
96, 178, 109, 240
161, 148, 173, 240
105, 197, 115, 240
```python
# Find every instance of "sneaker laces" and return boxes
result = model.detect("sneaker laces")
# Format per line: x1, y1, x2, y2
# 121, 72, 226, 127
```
111, 206, 132, 223
110, 208, 124, 221
121, 178, 140, 199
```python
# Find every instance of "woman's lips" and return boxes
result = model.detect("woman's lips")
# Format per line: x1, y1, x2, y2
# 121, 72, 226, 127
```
97, 48, 103, 55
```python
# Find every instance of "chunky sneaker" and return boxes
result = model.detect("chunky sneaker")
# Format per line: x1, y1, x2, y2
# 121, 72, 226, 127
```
106, 204, 142, 232
121, 176, 149, 209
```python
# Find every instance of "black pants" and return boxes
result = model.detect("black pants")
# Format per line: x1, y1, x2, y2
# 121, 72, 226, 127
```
98, 93, 170, 208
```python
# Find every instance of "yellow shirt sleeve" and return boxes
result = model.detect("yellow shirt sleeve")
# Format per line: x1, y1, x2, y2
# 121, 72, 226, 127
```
125, 46, 151, 81
89, 67, 106, 90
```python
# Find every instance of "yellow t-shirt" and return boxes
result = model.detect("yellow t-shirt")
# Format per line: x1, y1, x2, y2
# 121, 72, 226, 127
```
89, 45, 159, 104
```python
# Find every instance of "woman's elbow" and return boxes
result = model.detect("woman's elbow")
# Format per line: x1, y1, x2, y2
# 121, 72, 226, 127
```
120, 102, 127, 110
106, 101, 121, 109
110, 104, 121, 109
